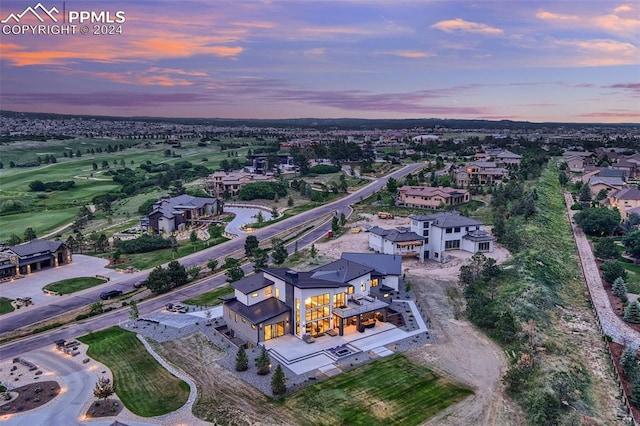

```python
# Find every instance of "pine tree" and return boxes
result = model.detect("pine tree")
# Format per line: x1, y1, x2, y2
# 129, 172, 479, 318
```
624, 301, 640, 324
236, 346, 248, 372
255, 346, 271, 375
620, 346, 639, 381
632, 378, 640, 408
271, 364, 286, 395
613, 277, 629, 303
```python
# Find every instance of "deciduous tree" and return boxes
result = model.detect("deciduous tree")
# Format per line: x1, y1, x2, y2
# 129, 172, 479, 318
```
93, 376, 115, 400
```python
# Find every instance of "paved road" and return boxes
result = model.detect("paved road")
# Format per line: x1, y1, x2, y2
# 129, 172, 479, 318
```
565, 192, 640, 349
0, 163, 423, 360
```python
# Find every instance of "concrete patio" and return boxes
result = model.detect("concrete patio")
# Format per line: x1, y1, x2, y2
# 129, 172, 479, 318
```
263, 299, 428, 375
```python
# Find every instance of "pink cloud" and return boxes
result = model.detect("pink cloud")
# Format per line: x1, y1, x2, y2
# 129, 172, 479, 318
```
431, 19, 503, 35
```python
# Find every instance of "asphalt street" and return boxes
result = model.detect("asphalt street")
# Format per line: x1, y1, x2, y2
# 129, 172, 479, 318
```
0, 163, 423, 360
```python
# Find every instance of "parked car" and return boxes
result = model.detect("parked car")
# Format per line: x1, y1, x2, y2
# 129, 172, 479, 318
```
100, 290, 123, 300
133, 279, 146, 289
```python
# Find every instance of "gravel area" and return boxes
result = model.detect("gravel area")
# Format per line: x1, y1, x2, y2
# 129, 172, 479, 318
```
565, 192, 640, 349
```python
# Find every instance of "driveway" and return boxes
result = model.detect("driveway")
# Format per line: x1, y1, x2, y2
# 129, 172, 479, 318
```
0, 255, 122, 304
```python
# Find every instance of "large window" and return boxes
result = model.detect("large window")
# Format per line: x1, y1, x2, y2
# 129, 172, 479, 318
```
445, 240, 460, 249
264, 321, 285, 340
334, 292, 346, 308
295, 298, 300, 335
479, 242, 490, 251
370, 278, 379, 287
446, 228, 453, 234
305, 294, 330, 308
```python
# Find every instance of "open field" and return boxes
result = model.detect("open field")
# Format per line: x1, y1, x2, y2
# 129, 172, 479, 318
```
285, 354, 472, 426
43, 277, 106, 295
78, 327, 190, 417
182, 285, 233, 306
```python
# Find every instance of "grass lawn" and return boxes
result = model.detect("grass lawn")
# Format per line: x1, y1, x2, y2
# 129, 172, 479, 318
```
0, 207, 78, 241
43, 277, 107, 295
101, 236, 228, 270
0, 297, 14, 315
78, 327, 190, 417
284, 354, 472, 426
182, 285, 233, 305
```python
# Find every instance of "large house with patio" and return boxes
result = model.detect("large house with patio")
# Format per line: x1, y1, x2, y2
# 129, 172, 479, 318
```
222, 253, 400, 346
0, 239, 72, 279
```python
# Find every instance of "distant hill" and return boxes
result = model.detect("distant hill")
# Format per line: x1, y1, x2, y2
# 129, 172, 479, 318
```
1, 110, 637, 130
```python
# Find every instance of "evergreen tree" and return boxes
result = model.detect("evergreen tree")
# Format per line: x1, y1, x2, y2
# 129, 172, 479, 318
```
631, 378, 640, 408
578, 183, 592, 202
620, 346, 639, 381
244, 235, 259, 256
624, 301, 640, 324
252, 248, 268, 272
255, 345, 271, 375
612, 277, 629, 303
271, 364, 287, 395
236, 346, 248, 371
271, 238, 288, 265
310, 244, 317, 258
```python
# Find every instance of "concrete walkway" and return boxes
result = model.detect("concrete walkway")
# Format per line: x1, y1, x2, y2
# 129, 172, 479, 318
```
565, 192, 640, 349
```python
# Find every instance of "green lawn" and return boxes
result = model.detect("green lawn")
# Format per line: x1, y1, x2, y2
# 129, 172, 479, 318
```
0, 297, 14, 315
0, 207, 78, 241
183, 285, 233, 306
78, 327, 190, 417
284, 354, 472, 426
101, 236, 229, 270
43, 277, 107, 295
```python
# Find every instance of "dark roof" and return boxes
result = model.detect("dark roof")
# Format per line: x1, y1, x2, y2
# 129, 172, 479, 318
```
614, 188, 640, 200
310, 259, 374, 283
151, 195, 217, 219
231, 274, 275, 294
224, 297, 290, 324
18, 253, 54, 266
7, 239, 64, 258
340, 253, 402, 276
462, 230, 495, 242
409, 212, 482, 228
264, 268, 351, 288
597, 169, 626, 178
368, 226, 424, 242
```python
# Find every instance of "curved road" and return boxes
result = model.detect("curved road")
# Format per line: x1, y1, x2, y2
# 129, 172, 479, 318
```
0, 163, 424, 360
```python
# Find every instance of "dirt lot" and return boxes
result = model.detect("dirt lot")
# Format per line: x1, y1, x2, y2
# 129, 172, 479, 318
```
312, 213, 525, 425
157, 333, 299, 425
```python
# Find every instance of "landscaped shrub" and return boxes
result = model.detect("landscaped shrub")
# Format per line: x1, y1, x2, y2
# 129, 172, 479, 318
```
624, 301, 640, 323
308, 164, 341, 174
115, 234, 172, 254
238, 182, 287, 201
600, 260, 628, 284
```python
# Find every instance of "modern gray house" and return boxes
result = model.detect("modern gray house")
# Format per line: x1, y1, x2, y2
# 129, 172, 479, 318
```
222, 253, 401, 346
146, 194, 220, 234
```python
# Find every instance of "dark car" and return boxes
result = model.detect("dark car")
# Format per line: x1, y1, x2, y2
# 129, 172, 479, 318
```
133, 279, 146, 289
100, 290, 123, 300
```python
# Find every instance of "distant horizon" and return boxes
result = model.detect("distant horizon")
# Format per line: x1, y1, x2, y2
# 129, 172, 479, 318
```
2, 110, 639, 127
1, 1, 638, 123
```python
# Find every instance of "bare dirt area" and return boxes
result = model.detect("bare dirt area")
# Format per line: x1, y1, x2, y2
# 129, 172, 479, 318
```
313, 213, 525, 425
156, 332, 298, 425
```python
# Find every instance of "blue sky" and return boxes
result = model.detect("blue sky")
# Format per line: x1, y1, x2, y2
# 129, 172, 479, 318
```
1, 0, 638, 122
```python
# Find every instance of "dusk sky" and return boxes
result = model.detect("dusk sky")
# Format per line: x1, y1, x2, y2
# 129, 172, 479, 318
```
0, 0, 638, 123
